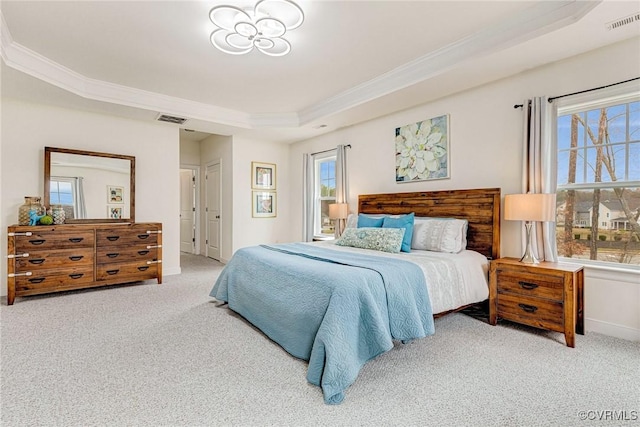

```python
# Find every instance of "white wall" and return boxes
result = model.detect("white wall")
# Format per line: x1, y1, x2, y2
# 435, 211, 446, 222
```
180, 134, 291, 262
231, 136, 291, 251
288, 37, 640, 341
180, 139, 201, 167
0, 98, 182, 298
200, 134, 233, 262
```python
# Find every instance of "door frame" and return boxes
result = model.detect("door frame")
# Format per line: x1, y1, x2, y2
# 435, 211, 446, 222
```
205, 159, 222, 260
180, 164, 200, 255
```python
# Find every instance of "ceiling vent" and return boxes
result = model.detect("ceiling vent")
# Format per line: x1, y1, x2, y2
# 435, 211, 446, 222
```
156, 114, 188, 124
606, 12, 640, 31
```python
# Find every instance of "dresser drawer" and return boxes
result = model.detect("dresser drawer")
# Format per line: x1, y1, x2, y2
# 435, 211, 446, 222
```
14, 267, 95, 292
96, 247, 158, 264
96, 262, 159, 281
15, 248, 94, 271
497, 293, 564, 332
496, 269, 563, 301
14, 229, 94, 251
96, 227, 159, 247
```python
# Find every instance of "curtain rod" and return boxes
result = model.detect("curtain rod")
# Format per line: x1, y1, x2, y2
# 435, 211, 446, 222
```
311, 144, 351, 156
513, 76, 640, 109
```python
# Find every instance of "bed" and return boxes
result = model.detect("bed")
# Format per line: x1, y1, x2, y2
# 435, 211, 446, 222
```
210, 188, 501, 404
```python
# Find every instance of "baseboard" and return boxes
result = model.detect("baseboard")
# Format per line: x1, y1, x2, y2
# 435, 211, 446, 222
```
586, 318, 640, 342
163, 267, 182, 276
220, 257, 229, 264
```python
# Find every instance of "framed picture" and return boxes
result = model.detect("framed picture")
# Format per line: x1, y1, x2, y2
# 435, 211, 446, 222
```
108, 206, 123, 219
252, 191, 276, 218
395, 114, 450, 183
251, 162, 276, 190
107, 185, 124, 203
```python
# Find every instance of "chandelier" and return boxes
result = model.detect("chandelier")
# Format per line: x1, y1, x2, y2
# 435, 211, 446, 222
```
209, 0, 305, 57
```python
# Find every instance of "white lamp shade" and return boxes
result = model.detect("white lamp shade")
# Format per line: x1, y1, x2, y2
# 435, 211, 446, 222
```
504, 193, 556, 222
329, 203, 348, 219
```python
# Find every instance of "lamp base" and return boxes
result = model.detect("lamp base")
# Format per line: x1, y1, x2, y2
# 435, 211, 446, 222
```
519, 222, 540, 264
333, 218, 346, 239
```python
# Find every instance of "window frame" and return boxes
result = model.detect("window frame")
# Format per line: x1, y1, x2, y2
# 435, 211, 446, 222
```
49, 176, 76, 207
312, 151, 337, 239
553, 82, 640, 271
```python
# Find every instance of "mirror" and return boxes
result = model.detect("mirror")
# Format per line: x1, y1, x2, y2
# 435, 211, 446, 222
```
44, 147, 135, 223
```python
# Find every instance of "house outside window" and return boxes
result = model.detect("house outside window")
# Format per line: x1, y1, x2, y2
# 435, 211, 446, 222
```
313, 152, 336, 239
555, 96, 640, 267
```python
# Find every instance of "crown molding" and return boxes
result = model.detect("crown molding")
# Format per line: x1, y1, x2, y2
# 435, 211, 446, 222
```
298, 1, 600, 125
1, 12, 252, 128
1, 1, 600, 130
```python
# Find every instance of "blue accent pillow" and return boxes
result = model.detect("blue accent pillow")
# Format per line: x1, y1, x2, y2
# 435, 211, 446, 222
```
357, 214, 385, 228
382, 213, 415, 252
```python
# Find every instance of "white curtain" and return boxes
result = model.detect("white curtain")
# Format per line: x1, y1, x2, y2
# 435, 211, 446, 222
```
521, 97, 558, 261
334, 144, 349, 238
302, 153, 314, 242
75, 177, 87, 219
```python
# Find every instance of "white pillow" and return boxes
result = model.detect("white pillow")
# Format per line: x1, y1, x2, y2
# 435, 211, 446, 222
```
345, 213, 358, 229
410, 218, 468, 253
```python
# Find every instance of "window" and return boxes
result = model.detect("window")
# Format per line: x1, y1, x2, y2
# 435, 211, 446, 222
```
49, 177, 76, 218
313, 152, 336, 238
556, 97, 640, 267
50, 178, 75, 205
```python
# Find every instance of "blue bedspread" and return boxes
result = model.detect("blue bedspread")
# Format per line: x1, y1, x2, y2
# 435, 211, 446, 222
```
210, 243, 435, 404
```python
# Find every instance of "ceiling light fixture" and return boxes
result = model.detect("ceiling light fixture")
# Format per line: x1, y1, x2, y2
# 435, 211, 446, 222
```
209, 0, 304, 57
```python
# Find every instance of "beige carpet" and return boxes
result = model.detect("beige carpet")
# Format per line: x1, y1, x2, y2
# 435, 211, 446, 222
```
1, 253, 638, 426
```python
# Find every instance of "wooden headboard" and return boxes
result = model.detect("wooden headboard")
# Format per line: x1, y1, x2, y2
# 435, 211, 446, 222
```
358, 188, 501, 260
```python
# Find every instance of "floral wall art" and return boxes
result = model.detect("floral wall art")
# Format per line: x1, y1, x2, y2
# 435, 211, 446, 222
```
395, 114, 450, 182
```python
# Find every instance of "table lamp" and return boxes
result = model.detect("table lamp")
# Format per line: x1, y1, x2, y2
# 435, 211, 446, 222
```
504, 193, 556, 264
328, 203, 349, 238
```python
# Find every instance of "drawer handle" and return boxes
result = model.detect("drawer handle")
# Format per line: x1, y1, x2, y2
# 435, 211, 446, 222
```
28, 258, 45, 265
69, 256, 84, 261
106, 253, 119, 258
107, 236, 120, 241
8, 272, 32, 278
106, 269, 120, 275
518, 281, 539, 290
28, 277, 45, 284
137, 266, 150, 271
69, 237, 84, 243
69, 273, 84, 279
8, 232, 33, 237
7, 253, 29, 259
28, 239, 46, 246
518, 303, 538, 313
137, 234, 150, 240
137, 250, 149, 255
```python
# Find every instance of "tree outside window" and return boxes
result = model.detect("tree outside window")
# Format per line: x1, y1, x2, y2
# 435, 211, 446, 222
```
556, 99, 640, 266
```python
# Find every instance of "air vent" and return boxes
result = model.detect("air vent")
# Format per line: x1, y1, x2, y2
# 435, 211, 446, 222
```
606, 12, 640, 31
156, 114, 188, 124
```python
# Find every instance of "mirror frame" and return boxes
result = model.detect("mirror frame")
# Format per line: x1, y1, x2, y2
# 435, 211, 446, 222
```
44, 146, 136, 223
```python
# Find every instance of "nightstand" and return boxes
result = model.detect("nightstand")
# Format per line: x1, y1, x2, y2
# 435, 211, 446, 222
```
489, 257, 584, 347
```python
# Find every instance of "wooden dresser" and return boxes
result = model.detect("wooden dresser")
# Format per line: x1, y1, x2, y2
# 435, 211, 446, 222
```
489, 257, 584, 347
7, 223, 162, 305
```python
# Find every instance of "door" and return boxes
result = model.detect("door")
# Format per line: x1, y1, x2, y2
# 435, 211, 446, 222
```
179, 169, 196, 253
206, 162, 221, 261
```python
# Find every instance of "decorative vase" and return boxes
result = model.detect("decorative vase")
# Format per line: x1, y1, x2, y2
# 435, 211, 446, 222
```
52, 205, 66, 225
18, 196, 45, 226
